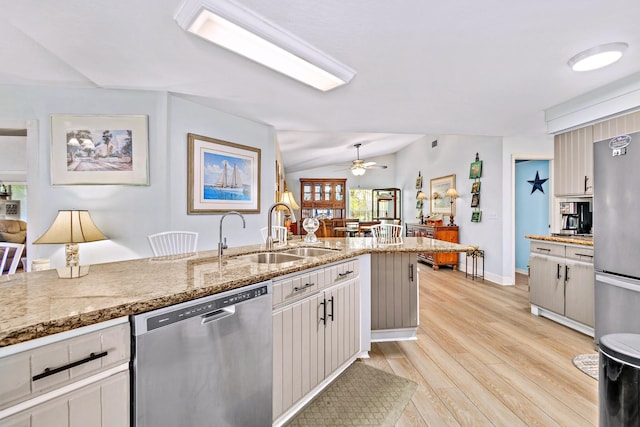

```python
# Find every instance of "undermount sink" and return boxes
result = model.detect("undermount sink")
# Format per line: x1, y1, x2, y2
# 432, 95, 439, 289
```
234, 252, 305, 264
281, 247, 338, 257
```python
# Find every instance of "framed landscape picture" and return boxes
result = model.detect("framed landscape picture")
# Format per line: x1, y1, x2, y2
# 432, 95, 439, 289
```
187, 133, 261, 214
50, 114, 149, 185
430, 174, 456, 215
469, 160, 483, 179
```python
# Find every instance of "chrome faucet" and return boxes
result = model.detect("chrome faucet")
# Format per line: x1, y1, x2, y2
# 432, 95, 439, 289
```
266, 202, 296, 251
218, 211, 246, 257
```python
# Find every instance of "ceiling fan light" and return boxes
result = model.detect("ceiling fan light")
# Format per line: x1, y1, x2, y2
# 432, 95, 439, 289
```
568, 42, 628, 71
351, 165, 366, 176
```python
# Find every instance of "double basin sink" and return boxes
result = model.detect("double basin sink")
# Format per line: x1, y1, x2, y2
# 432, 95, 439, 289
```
233, 247, 338, 264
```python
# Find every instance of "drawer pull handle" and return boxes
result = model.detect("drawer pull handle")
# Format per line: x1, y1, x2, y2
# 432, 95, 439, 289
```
33, 351, 108, 381
575, 253, 594, 258
537, 247, 551, 252
293, 282, 314, 292
338, 270, 354, 278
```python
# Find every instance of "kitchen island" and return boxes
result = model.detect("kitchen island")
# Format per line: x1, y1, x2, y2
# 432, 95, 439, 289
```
0, 236, 473, 347
0, 236, 474, 426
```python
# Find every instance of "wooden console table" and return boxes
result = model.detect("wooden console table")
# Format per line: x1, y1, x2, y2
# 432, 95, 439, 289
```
406, 223, 459, 270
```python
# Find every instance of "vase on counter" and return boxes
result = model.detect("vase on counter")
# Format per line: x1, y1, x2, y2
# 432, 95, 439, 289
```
303, 218, 320, 243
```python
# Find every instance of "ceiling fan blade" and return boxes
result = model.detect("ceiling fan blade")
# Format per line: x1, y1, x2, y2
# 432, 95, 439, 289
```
365, 163, 388, 169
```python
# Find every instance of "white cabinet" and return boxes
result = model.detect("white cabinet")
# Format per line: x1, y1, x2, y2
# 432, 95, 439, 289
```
0, 319, 130, 427
370, 253, 418, 341
272, 259, 360, 424
554, 126, 594, 196
529, 241, 594, 334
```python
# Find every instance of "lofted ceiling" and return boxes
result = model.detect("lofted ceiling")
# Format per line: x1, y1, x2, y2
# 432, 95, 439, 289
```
1, 1, 640, 172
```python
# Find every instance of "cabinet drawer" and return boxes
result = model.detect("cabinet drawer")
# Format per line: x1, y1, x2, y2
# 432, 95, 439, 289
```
565, 246, 594, 262
273, 270, 323, 307
530, 241, 564, 257
325, 260, 358, 288
0, 322, 130, 411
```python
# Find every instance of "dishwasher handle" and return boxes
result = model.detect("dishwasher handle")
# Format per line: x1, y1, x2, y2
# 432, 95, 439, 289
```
201, 306, 236, 324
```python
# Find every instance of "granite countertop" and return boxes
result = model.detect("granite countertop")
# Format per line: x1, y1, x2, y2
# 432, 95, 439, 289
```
0, 237, 473, 347
525, 234, 594, 246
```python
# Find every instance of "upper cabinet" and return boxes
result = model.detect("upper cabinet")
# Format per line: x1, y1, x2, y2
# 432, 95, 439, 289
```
554, 126, 594, 197
299, 178, 347, 220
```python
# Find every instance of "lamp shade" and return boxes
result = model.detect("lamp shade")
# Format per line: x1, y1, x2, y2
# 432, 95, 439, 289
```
34, 210, 107, 244
417, 191, 428, 200
278, 190, 300, 210
445, 188, 459, 199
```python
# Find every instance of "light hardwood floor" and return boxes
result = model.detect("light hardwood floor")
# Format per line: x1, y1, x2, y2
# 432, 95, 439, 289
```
362, 265, 598, 426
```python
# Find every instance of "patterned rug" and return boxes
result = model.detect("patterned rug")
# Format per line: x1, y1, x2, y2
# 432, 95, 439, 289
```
286, 361, 417, 426
573, 353, 599, 380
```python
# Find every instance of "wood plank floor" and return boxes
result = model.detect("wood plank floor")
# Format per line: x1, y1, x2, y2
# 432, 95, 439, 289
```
361, 265, 598, 426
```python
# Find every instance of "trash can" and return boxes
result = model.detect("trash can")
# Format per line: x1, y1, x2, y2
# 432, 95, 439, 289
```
599, 333, 640, 426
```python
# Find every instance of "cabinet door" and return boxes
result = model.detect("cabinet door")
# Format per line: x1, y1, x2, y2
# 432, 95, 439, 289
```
272, 293, 325, 421
371, 253, 418, 330
564, 260, 595, 327
529, 255, 565, 315
554, 127, 594, 196
324, 278, 359, 377
5, 371, 130, 427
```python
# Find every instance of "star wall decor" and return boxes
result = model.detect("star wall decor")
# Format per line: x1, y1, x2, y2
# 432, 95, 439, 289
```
528, 171, 548, 194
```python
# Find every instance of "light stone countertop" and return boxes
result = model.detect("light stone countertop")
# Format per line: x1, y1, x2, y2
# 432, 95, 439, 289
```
0, 237, 474, 347
525, 234, 594, 246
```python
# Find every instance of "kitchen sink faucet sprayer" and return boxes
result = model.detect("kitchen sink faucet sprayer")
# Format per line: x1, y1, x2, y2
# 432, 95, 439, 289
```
218, 211, 246, 257
266, 202, 296, 251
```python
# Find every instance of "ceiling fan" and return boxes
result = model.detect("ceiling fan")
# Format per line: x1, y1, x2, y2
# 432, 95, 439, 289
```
351, 143, 387, 176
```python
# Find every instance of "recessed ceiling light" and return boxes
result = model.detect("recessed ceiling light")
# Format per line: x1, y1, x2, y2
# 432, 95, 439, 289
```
175, 0, 356, 91
568, 42, 628, 72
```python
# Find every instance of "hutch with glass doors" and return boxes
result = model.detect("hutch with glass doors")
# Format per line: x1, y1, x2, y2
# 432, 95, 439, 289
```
299, 178, 347, 221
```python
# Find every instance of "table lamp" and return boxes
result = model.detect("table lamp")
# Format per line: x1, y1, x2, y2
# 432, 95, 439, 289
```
445, 188, 458, 226
278, 189, 300, 232
417, 191, 428, 224
33, 210, 107, 278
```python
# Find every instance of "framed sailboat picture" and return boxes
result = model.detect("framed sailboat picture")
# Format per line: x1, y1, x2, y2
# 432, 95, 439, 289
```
188, 133, 261, 214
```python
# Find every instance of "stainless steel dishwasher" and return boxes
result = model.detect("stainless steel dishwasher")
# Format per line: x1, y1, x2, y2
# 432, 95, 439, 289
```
132, 281, 272, 427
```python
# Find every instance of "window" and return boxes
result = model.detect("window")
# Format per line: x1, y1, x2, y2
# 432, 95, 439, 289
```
349, 189, 372, 221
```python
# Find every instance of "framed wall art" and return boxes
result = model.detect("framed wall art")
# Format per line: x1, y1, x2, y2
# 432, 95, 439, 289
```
188, 133, 261, 214
471, 211, 482, 222
471, 193, 480, 208
50, 114, 149, 185
471, 181, 481, 193
469, 160, 483, 179
430, 174, 456, 215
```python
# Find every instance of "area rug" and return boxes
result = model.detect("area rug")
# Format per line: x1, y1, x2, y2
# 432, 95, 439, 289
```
573, 353, 599, 380
286, 362, 417, 426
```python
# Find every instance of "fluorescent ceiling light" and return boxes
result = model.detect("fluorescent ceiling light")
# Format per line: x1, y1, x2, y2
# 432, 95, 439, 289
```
175, 0, 356, 91
568, 42, 628, 72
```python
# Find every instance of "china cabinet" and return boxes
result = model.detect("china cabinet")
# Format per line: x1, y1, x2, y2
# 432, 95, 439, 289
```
299, 179, 346, 223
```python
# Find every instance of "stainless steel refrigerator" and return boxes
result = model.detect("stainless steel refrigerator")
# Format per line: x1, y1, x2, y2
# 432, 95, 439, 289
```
594, 130, 640, 343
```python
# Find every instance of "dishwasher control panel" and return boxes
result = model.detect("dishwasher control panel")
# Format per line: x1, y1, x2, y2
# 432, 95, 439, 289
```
143, 284, 269, 332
